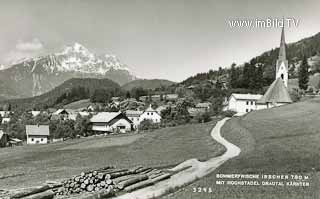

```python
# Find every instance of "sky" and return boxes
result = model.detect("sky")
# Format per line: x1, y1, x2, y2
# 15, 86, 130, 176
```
0, 0, 320, 82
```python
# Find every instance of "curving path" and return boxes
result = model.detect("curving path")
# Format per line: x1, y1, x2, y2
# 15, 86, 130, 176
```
115, 117, 241, 199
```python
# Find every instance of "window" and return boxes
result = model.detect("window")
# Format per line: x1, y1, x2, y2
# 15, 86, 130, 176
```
246, 101, 249, 105
251, 101, 254, 105
147, 113, 149, 115
246, 109, 249, 113
151, 113, 153, 115
41, 138, 43, 142
31, 138, 34, 142
281, 74, 284, 80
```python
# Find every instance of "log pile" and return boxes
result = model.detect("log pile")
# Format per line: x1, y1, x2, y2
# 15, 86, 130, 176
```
54, 165, 172, 198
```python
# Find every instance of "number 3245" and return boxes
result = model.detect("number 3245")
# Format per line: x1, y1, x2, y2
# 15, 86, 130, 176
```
192, 187, 213, 193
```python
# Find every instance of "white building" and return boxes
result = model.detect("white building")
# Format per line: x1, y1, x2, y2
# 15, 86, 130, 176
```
90, 112, 133, 134
226, 27, 292, 114
139, 105, 161, 123
226, 93, 263, 114
125, 110, 143, 130
26, 125, 50, 144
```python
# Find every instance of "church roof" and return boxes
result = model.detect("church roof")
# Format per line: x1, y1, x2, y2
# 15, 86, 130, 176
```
257, 78, 292, 104
278, 26, 286, 62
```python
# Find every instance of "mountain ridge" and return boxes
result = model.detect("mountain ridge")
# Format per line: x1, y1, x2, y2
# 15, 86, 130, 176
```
0, 43, 136, 100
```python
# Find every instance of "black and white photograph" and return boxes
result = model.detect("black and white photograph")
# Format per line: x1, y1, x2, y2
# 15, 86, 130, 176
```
0, 0, 319, 198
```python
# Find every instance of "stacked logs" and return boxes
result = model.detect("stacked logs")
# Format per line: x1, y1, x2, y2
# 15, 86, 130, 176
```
55, 166, 172, 197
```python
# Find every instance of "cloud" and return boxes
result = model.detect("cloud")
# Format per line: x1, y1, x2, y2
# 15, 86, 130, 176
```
1, 38, 45, 64
15, 38, 44, 51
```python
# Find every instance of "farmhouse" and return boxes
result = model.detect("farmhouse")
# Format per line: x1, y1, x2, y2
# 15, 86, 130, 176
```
90, 112, 133, 133
140, 105, 161, 123
125, 110, 143, 130
26, 125, 50, 144
226, 93, 263, 114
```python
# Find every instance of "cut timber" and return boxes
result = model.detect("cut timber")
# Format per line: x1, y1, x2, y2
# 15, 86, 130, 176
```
113, 175, 136, 184
11, 185, 50, 198
76, 189, 115, 199
105, 171, 134, 179
117, 175, 148, 190
124, 173, 171, 192
22, 190, 54, 199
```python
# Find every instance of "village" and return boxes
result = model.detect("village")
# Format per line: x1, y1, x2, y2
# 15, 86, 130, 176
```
0, 27, 310, 148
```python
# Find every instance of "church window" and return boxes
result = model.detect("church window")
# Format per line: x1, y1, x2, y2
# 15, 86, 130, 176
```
281, 74, 284, 79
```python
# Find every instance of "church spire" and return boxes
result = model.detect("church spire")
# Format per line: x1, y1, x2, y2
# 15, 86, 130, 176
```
278, 25, 286, 61
275, 26, 289, 88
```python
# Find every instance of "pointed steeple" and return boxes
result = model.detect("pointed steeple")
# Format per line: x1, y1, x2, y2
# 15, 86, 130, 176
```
278, 26, 286, 61
275, 26, 289, 88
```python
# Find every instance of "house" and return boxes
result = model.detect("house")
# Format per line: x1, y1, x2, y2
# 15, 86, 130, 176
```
0, 111, 12, 118
125, 110, 143, 130
139, 105, 161, 123
51, 109, 69, 120
226, 93, 263, 114
30, 111, 41, 117
90, 112, 133, 134
187, 107, 207, 117
196, 102, 212, 110
1, 118, 11, 124
68, 111, 90, 121
26, 125, 50, 144
0, 130, 9, 147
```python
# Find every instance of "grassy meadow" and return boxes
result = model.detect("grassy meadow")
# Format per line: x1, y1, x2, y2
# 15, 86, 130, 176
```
164, 98, 320, 199
0, 120, 225, 190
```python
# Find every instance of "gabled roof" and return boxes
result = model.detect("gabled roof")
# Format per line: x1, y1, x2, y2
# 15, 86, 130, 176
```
257, 78, 292, 104
125, 110, 143, 117
145, 105, 157, 112
231, 93, 263, 101
90, 112, 122, 123
196, 102, 212, 108
26, 125, 50, 136
53, 109, 69, 115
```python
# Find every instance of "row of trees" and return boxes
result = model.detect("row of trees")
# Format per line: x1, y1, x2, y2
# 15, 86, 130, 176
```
1, 112, 92, 140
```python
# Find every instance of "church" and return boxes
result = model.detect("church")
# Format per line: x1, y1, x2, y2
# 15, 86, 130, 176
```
226, 27, 292, 114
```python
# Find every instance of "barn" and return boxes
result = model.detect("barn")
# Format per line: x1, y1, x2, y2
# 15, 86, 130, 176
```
90, 112, 133, 134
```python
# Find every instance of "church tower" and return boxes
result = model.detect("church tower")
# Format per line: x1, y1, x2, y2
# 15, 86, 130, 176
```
275, 26, 288, 87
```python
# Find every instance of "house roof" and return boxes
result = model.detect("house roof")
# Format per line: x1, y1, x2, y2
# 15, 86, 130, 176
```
125, 110, 143, 117
145, 105, 157, 112
196, 102, 212, 108
257, 78, 293, 104
26, 125, 50, 136
90, 112, 122, 123
53, 109, 69, 115
231, 93, 263, 101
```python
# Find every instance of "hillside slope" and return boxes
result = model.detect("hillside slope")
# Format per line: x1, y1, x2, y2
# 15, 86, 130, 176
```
166, 98, 320, 199
122, 79, 175, 90
1, 78, 120, 110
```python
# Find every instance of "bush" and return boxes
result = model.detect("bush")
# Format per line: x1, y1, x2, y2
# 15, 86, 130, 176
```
221, 110, 236, 117
139, 119, 160, 131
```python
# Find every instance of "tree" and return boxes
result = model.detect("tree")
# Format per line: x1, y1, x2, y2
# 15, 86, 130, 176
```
229, 63, 237, 88
298, 56, 310, 90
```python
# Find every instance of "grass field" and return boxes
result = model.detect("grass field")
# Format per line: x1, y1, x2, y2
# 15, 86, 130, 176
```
63, 99, 92, 109
164, 98, 320, 199
0, 120, 225, 190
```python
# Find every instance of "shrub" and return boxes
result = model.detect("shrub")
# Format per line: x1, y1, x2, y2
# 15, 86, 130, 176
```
221, 110, 236, 117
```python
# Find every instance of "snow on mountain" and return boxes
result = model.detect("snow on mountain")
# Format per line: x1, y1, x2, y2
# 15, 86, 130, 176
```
50, 42, 130, 74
